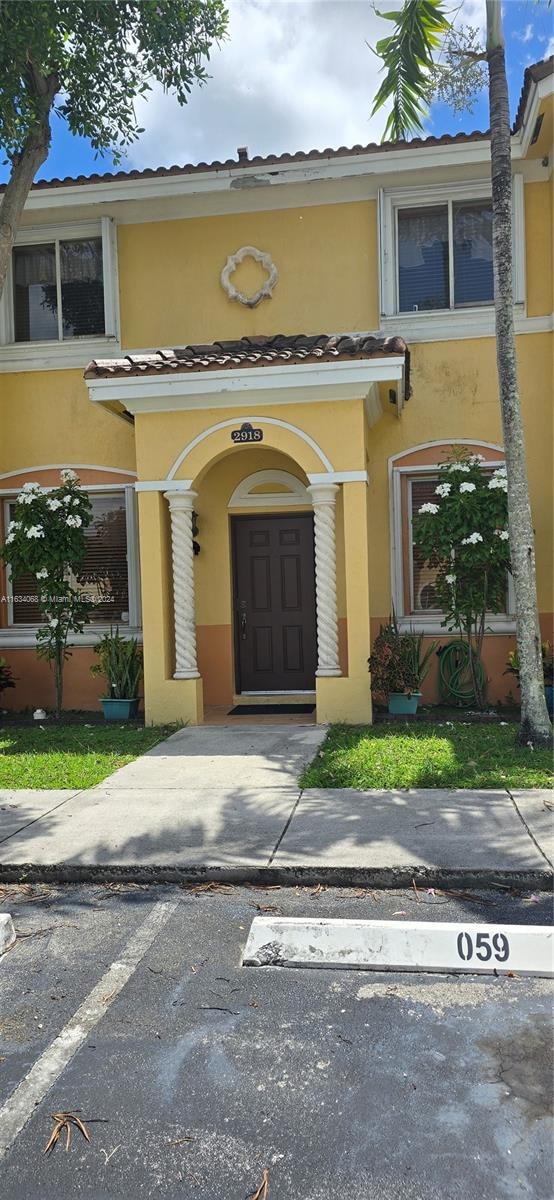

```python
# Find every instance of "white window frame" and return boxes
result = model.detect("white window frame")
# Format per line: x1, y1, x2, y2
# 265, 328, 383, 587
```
0, 216, 120, 372
379, 176, 525, 337
390, 461, 516, 635
0, 484, 141, 647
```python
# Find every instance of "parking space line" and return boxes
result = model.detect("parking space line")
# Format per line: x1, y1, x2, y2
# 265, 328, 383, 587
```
0, 896, 180, 1159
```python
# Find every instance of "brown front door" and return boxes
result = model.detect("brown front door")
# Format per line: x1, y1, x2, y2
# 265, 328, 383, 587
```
232, 513, 317, 692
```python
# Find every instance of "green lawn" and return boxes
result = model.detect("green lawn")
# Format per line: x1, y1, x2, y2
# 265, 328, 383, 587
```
0, 724, 175, 789
301, 722, 554, 791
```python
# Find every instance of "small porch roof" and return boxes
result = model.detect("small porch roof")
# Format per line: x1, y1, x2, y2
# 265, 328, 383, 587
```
84, 332, 410, 419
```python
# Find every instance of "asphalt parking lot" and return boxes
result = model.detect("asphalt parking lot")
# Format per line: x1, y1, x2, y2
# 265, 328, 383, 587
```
0, 882, 552, 1200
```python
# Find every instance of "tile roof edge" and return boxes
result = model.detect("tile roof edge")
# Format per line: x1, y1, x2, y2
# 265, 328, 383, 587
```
513, 55, 554, 133
9, 130, 490, 195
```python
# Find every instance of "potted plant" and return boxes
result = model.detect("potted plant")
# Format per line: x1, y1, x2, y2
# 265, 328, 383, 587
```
505, 643, 554, 716
368, 618, 437, 715
91, 628, 143, 721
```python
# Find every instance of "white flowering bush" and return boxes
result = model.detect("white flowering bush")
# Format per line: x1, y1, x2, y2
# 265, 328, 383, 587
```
413, 449, 510, 706
0, 470, 93, 716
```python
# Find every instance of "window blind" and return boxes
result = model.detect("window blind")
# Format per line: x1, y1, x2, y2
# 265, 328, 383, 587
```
410, 479, 441, 611
10, 493, 129, 626
74, 495, 129, 623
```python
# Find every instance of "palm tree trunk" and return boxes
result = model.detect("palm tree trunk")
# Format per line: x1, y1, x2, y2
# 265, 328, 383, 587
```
486, 0, 552, 746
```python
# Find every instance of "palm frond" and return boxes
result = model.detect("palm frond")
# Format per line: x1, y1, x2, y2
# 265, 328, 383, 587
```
371, 0, 451, 141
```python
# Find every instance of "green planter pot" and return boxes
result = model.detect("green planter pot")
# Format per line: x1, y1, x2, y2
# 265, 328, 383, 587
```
388, 692, 421, 716
100, 698, 140, 721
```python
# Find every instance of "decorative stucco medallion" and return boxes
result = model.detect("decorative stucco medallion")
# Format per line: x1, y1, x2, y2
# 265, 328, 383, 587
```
220, 245, 278, 308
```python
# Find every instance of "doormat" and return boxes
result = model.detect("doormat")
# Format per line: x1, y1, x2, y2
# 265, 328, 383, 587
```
228, 704, 316, 715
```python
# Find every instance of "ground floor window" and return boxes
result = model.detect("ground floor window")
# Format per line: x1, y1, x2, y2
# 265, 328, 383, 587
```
3, 488, 139, 630
390, 442, 514, 632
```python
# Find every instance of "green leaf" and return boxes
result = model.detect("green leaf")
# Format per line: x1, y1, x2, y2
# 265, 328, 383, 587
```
370, 0, 451, 141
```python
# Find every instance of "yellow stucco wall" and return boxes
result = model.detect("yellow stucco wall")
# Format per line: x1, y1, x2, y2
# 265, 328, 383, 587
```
117, 201, 379, 347
367, 333, 553, 617
0, 368, 135, 476
524, 181, 553, 317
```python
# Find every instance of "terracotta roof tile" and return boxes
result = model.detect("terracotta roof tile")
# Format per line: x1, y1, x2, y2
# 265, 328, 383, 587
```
11, 130, 489, 195
84, 333, 408, 381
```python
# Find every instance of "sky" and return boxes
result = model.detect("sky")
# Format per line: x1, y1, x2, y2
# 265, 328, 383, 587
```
1, 0, 553, 184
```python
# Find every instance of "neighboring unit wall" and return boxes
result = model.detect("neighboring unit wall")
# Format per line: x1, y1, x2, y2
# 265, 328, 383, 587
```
367, 333, 554, 705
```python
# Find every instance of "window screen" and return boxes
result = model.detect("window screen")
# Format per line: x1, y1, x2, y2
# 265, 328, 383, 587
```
13, 244, 58, 342
60, 239, 105, 338
453, 201, 494, 306
398, 207, 449, 312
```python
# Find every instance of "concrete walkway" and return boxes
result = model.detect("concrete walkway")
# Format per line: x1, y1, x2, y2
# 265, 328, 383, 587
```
0, 725, 552, 884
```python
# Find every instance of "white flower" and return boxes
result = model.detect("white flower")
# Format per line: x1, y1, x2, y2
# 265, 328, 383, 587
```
448, 462, 471, 473
20, 482, 41, 493
5, 531, 15, 544
62, 495, 72, 505
461, 532, 483, 545
26, 525, 44, 539
66, 514, 82, 528
495, 529, 509, 541
36, 567, 49, 579
72, 497, 80, 507
459, 482, 476, 494
468, 454, 485, 464
445, 574, 456, 584
435, 482, 451, 498
419, 502, 439, 515
46, 498, 63, 511
49, 618, 59, 629
488, 469, 508, 491
18, 492, 38, 505
61, 468, 78, 482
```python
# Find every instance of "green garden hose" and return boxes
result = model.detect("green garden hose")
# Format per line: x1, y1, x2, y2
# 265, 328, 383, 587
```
438, 640, 485, 707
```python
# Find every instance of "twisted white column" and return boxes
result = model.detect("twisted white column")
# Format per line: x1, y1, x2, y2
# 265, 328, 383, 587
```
164, 490, 199, 679
307, 483, 342, 677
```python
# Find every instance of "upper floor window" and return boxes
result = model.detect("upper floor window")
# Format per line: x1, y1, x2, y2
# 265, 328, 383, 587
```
398, 200, 493, 312
13, 237, 105, 342
0, 217, 119, 360
379, 179, 525, 322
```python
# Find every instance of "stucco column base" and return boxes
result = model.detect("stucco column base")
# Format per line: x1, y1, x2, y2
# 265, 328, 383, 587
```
316, 676, 372, 725
145, 677, 204, 727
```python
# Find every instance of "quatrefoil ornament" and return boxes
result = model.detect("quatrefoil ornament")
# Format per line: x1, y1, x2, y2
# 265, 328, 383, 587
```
220, 245, 278, 308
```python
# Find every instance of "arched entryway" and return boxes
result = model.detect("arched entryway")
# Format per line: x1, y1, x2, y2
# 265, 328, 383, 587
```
190, 447, 338, 709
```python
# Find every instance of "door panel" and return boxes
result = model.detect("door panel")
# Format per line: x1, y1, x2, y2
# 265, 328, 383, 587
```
233, 514, 317, 692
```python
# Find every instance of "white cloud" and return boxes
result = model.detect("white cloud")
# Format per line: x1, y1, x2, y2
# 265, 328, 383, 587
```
128, 0, 399, 169
514, 23, 534, 44
125, 0, 493, 172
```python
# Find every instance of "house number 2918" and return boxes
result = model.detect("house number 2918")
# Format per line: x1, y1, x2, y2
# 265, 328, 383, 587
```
231, 423, 263, 443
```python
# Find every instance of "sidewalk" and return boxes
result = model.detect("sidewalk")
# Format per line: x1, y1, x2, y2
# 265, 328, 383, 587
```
0, 725, 552, 886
